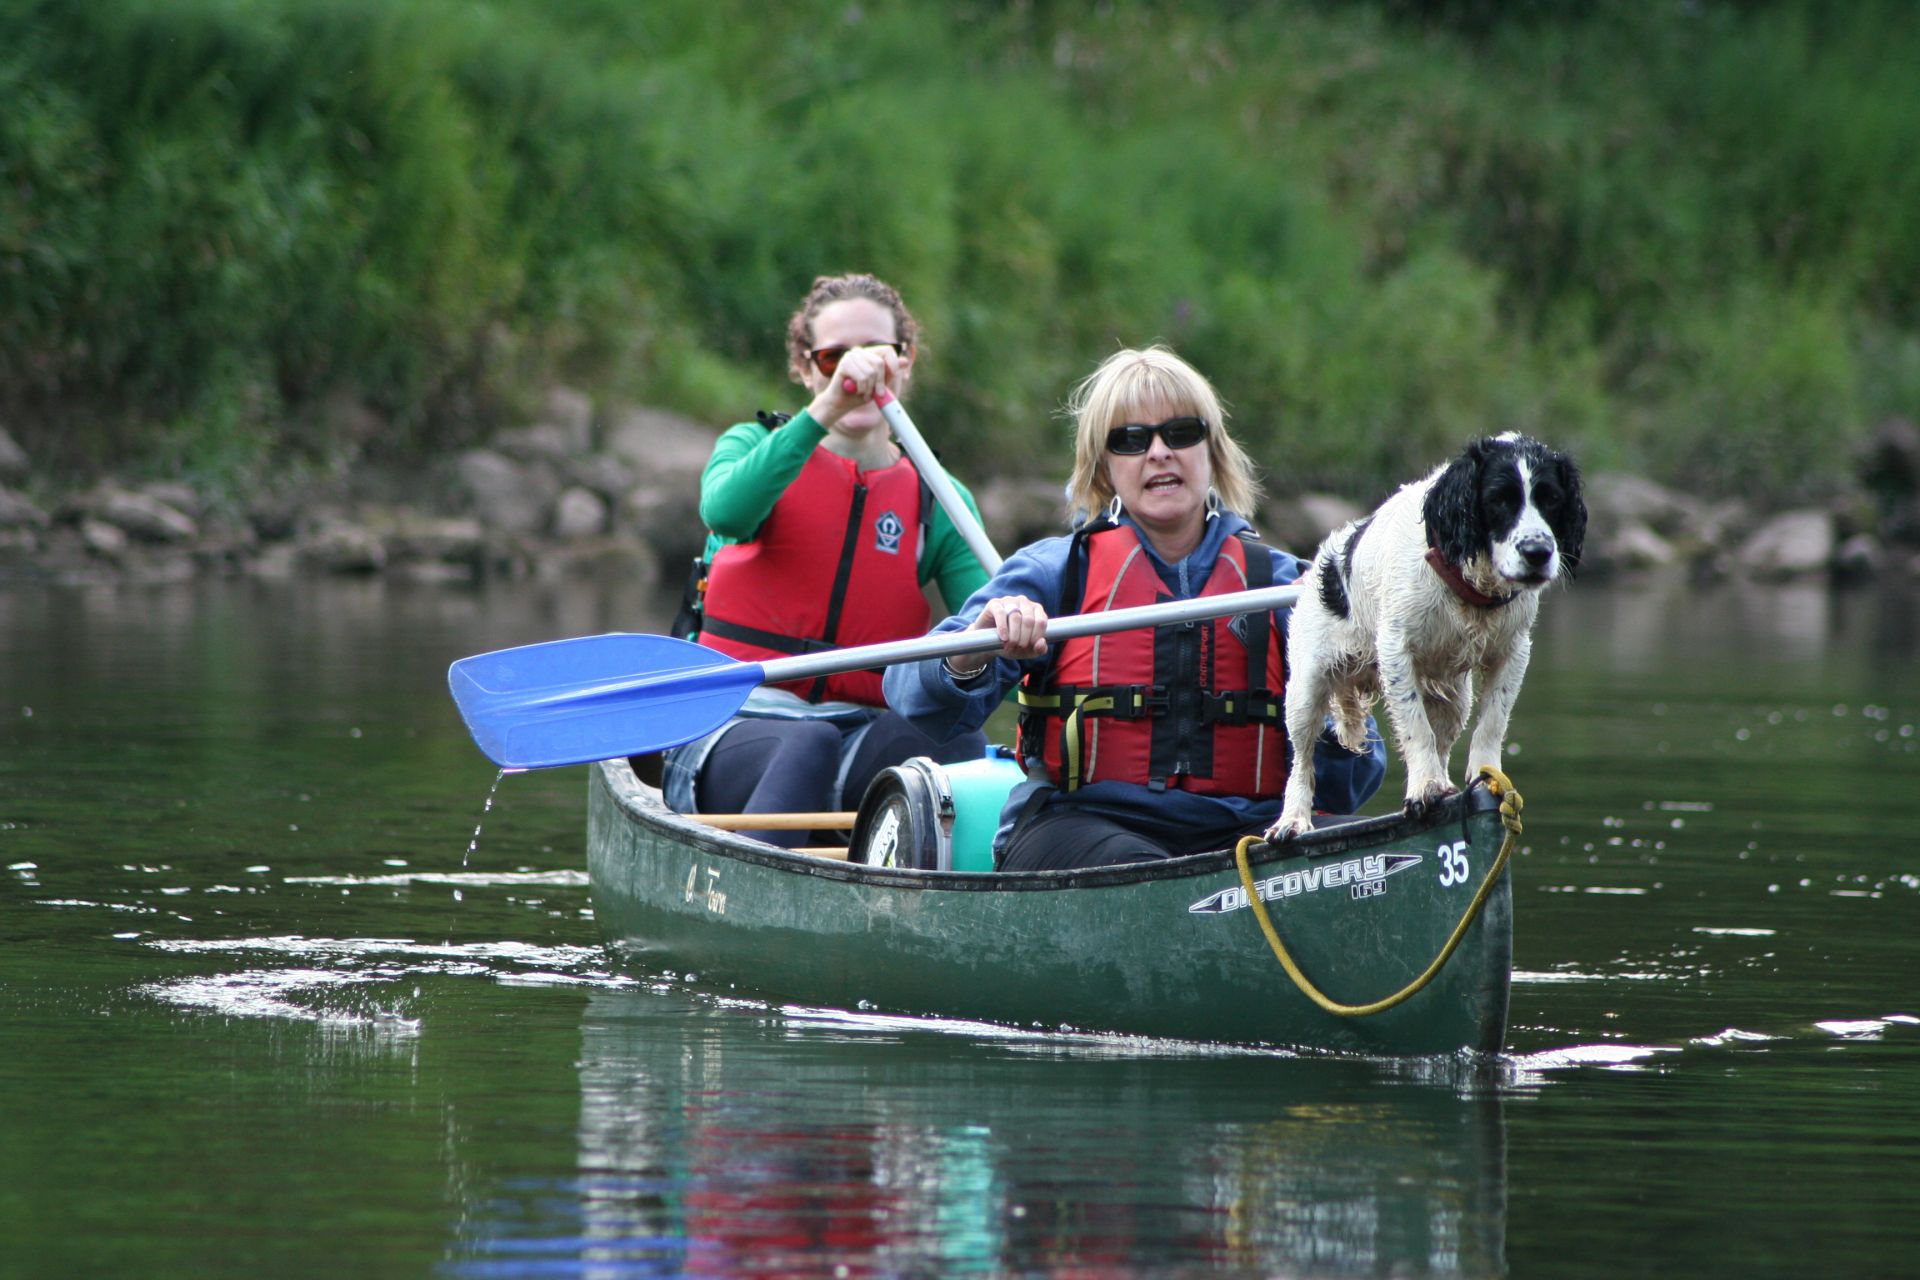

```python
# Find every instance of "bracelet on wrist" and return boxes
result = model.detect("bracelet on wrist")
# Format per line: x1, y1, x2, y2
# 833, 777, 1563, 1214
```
943, 655, 990, 681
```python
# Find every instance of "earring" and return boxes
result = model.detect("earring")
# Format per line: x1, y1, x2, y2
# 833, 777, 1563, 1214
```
1107, 495, 1124, 523
1205, 486, 1223, 518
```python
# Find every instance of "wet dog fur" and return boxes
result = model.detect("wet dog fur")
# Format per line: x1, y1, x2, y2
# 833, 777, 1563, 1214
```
1268, 433, 1586, 839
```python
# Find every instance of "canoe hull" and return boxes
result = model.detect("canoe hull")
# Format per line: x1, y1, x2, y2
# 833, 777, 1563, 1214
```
586, 760, 1512, 1055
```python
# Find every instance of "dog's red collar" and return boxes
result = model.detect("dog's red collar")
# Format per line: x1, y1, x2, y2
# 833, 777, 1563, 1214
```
1424, 546, 1513, 609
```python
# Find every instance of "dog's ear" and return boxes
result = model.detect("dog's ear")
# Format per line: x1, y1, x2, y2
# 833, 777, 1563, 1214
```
1546, 452, 1588, 574
1422, 438, 1492, 565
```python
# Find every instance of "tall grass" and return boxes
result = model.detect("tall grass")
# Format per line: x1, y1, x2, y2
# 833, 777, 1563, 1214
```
2, 0, 1917, 505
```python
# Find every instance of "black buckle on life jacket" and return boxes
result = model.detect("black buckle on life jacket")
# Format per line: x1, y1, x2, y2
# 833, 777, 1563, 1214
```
1105, 684, 1168, 720
1200, 690, 1281, 726
1018, 684, 1167, 721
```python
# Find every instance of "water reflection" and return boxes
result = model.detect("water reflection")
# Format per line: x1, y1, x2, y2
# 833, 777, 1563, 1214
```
448, 990, 1509, 1277
10, 571, 1920, 1280
1536, 573, 1920, 675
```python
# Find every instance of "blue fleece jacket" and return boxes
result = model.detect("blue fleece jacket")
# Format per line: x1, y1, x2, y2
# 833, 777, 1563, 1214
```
882, 510, 1388, 853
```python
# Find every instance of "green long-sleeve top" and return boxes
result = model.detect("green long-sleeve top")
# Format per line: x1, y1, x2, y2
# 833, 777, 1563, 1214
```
699, 409, 992, 614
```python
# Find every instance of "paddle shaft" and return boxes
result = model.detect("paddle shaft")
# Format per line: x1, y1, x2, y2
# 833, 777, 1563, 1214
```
758, 583, 1300, 686
502, 583, 1301, 715
872, 386, 1004, 574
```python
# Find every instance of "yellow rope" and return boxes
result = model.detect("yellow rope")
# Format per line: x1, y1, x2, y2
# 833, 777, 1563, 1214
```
1232, 766, 1524, 1017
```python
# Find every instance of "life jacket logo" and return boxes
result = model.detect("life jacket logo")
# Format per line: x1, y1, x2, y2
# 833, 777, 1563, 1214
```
873, 509, 905, 555
1227, 613, 1251, 645
1187, 852, 1423, 914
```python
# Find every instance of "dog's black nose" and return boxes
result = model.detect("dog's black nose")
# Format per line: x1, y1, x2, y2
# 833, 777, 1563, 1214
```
1518, 537, 1554, 568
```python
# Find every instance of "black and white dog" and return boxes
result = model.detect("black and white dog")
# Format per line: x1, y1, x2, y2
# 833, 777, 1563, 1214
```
1267, 433, 1587, 840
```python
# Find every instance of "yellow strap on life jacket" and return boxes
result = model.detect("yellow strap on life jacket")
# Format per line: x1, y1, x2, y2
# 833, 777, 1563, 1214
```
1058, 694, 1116, 790
1015, 685, 1156, 789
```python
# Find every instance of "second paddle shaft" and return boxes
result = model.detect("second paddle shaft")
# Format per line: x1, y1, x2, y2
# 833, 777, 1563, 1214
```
870, 386, 1004, 575
759, 584, 1301, 686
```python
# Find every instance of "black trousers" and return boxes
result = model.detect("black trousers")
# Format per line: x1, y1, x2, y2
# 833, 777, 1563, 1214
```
998, 802, 1244, 871
1000, 800, 1371, 871
699, 712, 986, 848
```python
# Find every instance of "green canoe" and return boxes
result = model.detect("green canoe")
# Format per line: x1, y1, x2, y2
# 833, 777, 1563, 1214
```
586, 759, 1515, 1056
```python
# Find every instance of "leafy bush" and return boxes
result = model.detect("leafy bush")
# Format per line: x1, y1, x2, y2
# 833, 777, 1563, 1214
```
1, 0, 1916, 507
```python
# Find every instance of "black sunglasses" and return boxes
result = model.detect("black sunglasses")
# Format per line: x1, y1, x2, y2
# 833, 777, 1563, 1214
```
1105, 416, 1209, 455
809, 341, 907, 377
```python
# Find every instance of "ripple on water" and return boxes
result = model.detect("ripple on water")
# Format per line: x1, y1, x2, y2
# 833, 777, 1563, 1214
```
772, 1002, 1301, 1061
1507, 1013, 1917, 1086
1508, 1043, 1678, 1071
1513, 967, 1671, 984
1814, 1015, 1920, 1040
1688, 1027, 1785, 1047
140, 966, 408, 1026
282, 870, 588, 888
150, 933, 595, 957
138, 935, 634, 1025
1496, 1042, 1683, 1090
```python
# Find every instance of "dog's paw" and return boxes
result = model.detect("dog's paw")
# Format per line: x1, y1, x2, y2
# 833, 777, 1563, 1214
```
1402, 784, 1460, 821
1264, 811, 1314, 842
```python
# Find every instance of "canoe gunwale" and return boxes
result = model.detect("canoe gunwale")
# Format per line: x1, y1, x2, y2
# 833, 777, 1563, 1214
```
591, 758, 1502, 893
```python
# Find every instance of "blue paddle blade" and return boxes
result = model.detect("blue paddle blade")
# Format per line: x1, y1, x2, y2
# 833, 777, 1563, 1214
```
447, 633, 764, 769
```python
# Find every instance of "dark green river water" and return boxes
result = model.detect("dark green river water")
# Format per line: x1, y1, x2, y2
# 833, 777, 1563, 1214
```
2, 575, 1916, 1277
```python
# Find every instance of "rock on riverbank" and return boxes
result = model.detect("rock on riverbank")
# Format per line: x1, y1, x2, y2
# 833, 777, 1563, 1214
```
2, 401, 1918, 588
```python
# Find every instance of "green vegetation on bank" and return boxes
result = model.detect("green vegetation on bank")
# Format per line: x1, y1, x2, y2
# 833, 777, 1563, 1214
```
4, 0, 1919, 505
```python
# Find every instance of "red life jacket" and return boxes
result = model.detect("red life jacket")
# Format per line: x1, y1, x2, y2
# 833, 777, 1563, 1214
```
699, 445, 929, 705
1016, 521, 1289, 795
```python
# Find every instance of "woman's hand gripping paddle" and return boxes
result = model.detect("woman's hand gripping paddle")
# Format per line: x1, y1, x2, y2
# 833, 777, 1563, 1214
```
447, 584, 1301, 770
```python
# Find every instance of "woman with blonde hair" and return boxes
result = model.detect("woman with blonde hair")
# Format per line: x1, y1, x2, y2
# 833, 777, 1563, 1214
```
884, 345, 1383, 870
